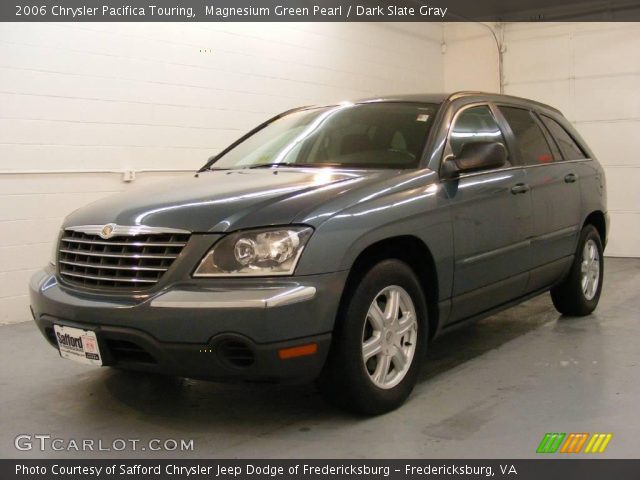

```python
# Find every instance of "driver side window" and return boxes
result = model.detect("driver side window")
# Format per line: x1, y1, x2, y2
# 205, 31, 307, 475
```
450, 106, 508, 161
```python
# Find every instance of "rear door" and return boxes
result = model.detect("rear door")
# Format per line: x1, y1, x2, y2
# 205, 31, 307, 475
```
496, 106, 582, 291
443, 104, 533, 323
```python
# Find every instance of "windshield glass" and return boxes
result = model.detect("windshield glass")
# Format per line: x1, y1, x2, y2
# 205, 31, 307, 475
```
209, 103, 438, 170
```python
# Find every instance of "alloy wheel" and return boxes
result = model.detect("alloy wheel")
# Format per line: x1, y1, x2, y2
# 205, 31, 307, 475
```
581, 238, 600, 301
361, 286, 418, 389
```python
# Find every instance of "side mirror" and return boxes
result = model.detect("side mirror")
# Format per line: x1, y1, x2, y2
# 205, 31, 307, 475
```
444, 142, 507, 177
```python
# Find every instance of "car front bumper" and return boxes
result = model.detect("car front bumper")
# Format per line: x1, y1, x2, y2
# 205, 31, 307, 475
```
29, 267, 348, 383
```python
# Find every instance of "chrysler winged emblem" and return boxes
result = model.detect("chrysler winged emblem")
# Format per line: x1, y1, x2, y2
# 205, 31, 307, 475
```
99, 223, 117, 239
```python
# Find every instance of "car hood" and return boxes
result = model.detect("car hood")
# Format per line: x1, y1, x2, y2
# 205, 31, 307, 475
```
63, 168, 390, 232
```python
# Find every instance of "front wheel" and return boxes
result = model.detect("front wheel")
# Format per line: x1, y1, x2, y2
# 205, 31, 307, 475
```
551, 224, 604, 316
318, 260, 427, 415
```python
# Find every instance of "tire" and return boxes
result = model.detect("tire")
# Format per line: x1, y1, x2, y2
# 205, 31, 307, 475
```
551, 224, 604, 316
318, 259, 428, 415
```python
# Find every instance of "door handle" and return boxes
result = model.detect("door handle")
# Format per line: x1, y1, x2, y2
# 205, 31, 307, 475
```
510, 183, 530, 195
564, 173, 577, 183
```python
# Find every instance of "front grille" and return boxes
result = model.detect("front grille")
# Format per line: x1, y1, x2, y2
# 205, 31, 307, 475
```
58, 229, 189, 290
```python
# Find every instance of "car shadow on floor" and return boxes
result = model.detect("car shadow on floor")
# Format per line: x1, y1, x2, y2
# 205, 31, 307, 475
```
97, 294, 561, 428
420, 294, 559, 382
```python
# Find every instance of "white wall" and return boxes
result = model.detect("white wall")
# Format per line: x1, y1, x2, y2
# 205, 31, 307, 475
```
443, 23, 500, 93
443, 22, 640, 258
0, 22, 444, 324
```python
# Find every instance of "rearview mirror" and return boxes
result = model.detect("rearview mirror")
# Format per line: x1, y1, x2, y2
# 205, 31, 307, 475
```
445, 142, 507, 176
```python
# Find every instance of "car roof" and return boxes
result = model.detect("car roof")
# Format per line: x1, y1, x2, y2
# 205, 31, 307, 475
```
354, 91, 561, 114
355, 93, 452, 104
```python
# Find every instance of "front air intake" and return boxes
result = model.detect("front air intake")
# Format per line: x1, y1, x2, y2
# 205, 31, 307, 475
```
218, 340, 256, 368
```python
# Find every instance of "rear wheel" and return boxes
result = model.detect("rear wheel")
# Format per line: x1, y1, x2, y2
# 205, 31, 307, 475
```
551, 224, 604, 316
318, 260, 427, 415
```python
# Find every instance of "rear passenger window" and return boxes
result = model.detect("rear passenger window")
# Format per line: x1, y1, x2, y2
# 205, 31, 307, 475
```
450, 106, 507, 158
540, 115, 587, 160
499, 106, 554, 165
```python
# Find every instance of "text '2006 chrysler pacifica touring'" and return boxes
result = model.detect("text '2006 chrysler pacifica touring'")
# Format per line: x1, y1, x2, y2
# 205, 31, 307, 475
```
30, 92, 608, 414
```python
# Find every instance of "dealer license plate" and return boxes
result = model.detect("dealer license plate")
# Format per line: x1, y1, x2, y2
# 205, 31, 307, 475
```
53, 325, 103, 366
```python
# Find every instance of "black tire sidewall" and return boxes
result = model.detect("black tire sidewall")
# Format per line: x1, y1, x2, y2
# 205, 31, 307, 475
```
552, 224, 604, 315
329, 259, 428, 414
576, 226, 605, 311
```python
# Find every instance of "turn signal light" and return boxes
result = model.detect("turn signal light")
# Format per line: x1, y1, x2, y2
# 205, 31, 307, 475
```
278, 343, 318, 360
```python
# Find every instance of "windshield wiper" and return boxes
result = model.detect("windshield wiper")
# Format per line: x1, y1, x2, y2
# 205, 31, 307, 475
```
246, 163, 289, 169
245, 163, 309, 169
246, 163, 336, 169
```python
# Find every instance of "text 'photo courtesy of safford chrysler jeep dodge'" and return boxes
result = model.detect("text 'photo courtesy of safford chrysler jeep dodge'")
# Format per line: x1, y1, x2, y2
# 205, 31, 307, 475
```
29, 92, 608, 415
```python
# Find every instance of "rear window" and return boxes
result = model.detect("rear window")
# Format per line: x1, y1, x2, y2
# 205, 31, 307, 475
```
499, 106, 554, 165
540, 115, 587, 160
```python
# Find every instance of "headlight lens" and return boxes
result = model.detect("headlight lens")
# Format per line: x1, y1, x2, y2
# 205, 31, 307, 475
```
193, 226, 313, 277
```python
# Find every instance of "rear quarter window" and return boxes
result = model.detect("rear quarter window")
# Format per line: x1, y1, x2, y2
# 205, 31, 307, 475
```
540, 115, 587, 160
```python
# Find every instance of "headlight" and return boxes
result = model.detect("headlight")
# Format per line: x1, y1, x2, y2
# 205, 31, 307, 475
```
193, 226, 313, 277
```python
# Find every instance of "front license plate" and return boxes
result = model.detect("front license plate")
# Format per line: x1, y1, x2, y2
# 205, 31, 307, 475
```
53, 325, 103, 366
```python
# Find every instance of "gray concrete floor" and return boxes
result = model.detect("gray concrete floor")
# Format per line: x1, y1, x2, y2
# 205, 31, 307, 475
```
1, 258, 638, 458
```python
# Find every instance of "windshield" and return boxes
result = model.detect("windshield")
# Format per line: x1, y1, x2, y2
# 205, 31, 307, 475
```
209, 103, 438, 170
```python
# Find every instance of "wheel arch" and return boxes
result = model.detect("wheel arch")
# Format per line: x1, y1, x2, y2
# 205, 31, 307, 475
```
583, 210, 607, 249
338, 235, 439, 340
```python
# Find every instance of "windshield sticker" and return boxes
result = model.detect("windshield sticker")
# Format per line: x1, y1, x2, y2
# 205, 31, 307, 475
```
416, 114, 429, 122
